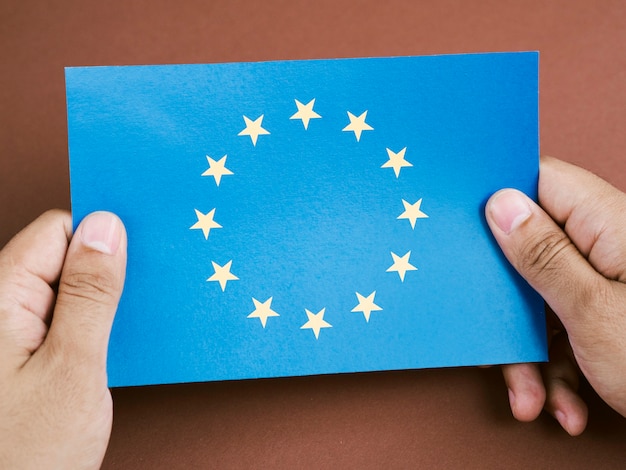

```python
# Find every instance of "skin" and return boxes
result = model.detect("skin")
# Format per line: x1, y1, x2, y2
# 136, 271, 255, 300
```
486, 156, 626, 435
0, 210, 126, 469
0, 156, 624, 468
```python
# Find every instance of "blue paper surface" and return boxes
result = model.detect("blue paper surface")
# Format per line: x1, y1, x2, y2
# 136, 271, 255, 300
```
66, 52, 546, 387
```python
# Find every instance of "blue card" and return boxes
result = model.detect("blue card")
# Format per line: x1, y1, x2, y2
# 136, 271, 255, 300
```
66, 52, 546, 387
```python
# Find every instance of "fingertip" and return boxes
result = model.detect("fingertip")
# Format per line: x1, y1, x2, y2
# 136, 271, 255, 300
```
508, 385, 545, 422
554, 405, 588, 436
503, 364, 546, 422
486, 189, 533, 235
549, 388, 588, 436
76, 211, 126, 256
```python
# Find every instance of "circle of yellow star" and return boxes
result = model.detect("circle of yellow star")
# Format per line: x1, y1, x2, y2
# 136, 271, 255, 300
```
342, 110, 373, 141
381, 147, 412, 178
397, 198, 429, 229
207, 260, 239, 291
247, 296, 280, 328
238, 114, 270, 146
351, 291, 383, 322
300, 308, 332, 339
201, 155, 233, 186
190, 208, 222, 239
290, 98, 322, 130
386, 251, 418, 282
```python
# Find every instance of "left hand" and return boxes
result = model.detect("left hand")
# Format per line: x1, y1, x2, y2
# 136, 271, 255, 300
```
0, 210, 127, 469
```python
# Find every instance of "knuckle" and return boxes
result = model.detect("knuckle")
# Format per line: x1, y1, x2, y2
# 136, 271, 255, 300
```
41, 208, 70, 221
515, 228, 614, 322
59, 268, 119, 305
37, 208, 72, 235
516, 229, 574, 281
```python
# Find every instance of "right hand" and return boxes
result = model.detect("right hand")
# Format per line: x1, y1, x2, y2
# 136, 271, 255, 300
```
485, 156, 626, 435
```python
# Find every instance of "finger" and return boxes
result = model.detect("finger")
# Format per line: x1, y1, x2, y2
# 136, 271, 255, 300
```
501, 363, 545, 421
40, 212, 127, 373
485, 188, 607, 338
539, 156, 626, 282
542, 334, 588, 436
0, 209, 71, 320
0, 210, 72, 367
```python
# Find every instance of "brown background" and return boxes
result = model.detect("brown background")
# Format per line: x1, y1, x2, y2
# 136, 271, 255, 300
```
2, 0, 626, 468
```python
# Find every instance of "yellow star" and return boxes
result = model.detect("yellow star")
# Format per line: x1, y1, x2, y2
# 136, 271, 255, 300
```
351, 291, 383, 322
342, 111, 373, 141
397, 198, 429, 229
201, 155, 233, 186
238, 114, 270, 146
300, 308, 332, 339
247, 297, 280, 328
381, 147, 412, 178
290, 98, 321, 130
190, 208, 222, 239
386, 251, 418, 282
207, 260, 239, 291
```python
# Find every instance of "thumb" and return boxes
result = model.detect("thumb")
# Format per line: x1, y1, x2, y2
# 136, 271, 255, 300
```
44, 211, 127, 370
485, 189, 606, 333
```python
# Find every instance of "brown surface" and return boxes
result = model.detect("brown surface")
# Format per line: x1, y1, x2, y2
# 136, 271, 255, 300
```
1, 0, 626, 468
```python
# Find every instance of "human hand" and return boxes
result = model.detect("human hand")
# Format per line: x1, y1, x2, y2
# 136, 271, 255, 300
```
485, 156, 626, 435
0, 210, 126, 468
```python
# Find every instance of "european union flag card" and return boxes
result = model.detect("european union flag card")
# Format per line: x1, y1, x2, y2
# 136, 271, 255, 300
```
66, 52, 546, 387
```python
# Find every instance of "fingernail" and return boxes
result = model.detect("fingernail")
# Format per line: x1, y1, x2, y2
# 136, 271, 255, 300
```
79, 212, 122, 255
508, 388, 517, 413
555, 409, 570, 434
488, 189, 532, 235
